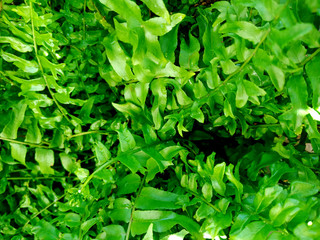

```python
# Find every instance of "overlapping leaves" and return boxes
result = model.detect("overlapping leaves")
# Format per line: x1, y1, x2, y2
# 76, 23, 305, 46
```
1, 0, 320, 239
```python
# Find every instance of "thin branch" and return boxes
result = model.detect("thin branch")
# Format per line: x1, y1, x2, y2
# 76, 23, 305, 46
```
7, 176, 77, 181
67, 130, 115, 140
22, 184, 79, 229
80, 159, 117, 190
83, 0, 87, 41
0, 71, 16, 86
126, 174, 147, 240
249, 123, 281, 128
184, 188, 221, 213
30, 2, 72, 124
299, 47, 320, 67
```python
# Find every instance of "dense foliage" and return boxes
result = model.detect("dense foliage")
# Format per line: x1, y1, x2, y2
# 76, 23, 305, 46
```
1, 0, 320, 239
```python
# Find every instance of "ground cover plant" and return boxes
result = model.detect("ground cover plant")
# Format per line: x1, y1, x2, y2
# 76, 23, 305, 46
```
0, 0, 320, 239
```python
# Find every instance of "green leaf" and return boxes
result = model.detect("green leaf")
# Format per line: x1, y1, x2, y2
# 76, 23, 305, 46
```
93, 141, 111, 166
64, 213, 81, 227
230, 221, 274, 240
141, 0, 170, 23
270, 23, 313, 49
35, 148, 55, 175
0, 177, 7, 195
81, 218, 99, 236
117, 173, 141, 195
10, 143, 27, 165
293, 218, 320, 239
266, 65, 285, 91
160, 230, 189, 240
60, 153, 79, 173
131, 211, 201, 238
237, 0, 279, 21
144, 15, 184, 38
117, 125, 136, 152
0, 36, 33, 52
201, 212, 232, 238
100, 225, 126, 240
179, 32, 200, 70
236, 81, 248, 108
136, 187, 185, 210
211, 162, 226, 196
160, 25, 178, 62
103, 33, 135, 81
109, 198, 132, 223
289, 181, 319, 198
284, 74, 308, 133
219, 21, 265, 44
224, 97, 235, 119
0, 51, 39, 73
38, 56, 65, 79
33, 220, 59, 240
117, 152, 143, 173
264, 115, 278, 124
287, 41, 307, 64
25, 119, 42, 144
142, 146, 166, 172
191, 102, 205, 123
202, 182, 213, 201
142, 224, 153, 240
269, 198, 302, 227
0, 101, 27, 139
306, 55, 320, 110
253, 186, 283, 213
226, 164, 243, 203
99, 0, 142, 27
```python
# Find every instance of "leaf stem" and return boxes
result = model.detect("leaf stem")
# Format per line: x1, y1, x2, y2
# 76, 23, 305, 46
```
30, 2, 72, 124
0, 137, 51, 149
80, 159, 117, 190
126, 173, 147, 240
22, 185, 78, 229
67, 130, 115, 139
299, 47, 320, 67
7, 176, 77, 181
249, 123, 281, 128
0, 71, 16, 86
83, 0, 87, 41
185, 188, 221, 213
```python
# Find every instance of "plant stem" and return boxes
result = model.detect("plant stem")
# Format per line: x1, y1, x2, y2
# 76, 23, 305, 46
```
249, 123, 281, 128
0, 137, 50, 149
7, 176, 77, 181
184, 188, 221, 213
80, 159, 117, 190
67, 130, 115, 139
126, 174, 147, 240
22, 186, 76, 229
299, 47, 320, 67
83, 0, 87, 41
0, 71, 16, 86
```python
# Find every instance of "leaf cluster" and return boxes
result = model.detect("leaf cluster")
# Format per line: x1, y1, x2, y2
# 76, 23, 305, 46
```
1, 0, 320, 239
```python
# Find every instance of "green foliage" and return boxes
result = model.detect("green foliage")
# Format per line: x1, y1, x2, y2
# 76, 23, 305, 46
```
1, 0, 320, 239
